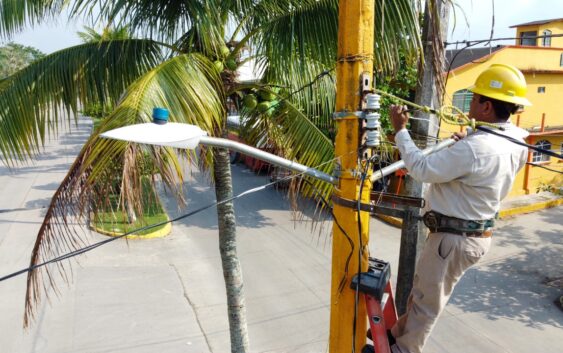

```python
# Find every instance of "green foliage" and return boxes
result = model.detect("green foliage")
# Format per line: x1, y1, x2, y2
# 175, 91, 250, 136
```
78, 26, 131, 43
0, 42, 44, 78
0, 40, 162, 162
82, 102, 113, 119
536, 182, 556, 194
375, 54, 419, 134
0, 1, 424, 328
92, 177, 168, 236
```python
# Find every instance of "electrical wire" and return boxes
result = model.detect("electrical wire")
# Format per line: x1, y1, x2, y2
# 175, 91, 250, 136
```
0, 149, 355, 284
444, 33, 563, 47
375, 88, 563, 161
262, 68, 335, 115
352, 156, 372, 353
0, 182, 268, 283
526, 162, 563, 175
298, 178, 355, 296
476, 126, 563, 160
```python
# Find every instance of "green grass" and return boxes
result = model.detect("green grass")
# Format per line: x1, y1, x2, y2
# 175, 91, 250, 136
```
91, 179, 169, 237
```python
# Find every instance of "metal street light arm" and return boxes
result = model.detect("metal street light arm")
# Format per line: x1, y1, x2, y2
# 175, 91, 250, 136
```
199, 136, 337, 185
370, 138, 457, 182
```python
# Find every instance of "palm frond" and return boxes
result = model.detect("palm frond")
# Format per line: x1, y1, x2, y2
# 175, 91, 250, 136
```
0, 39, 162, 163
251, 0, 421, 81
0, 0, 66, 37
242, 96, 334, 201
72, 0, 226, 54
24, 52, 226, 327
251, 0, 338, 80
374, 0, 422, 74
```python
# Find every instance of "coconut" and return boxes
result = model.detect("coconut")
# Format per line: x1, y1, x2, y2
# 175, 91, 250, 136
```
259, 90, 276, 101
220, 45, 231, 57
257, 101, 271, 113
213, 60, 224, 72
226, 58, 237, 70
243, 94, 258, 109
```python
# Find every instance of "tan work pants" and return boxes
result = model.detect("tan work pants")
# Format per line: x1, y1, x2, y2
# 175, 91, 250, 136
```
391, 232, 491, 353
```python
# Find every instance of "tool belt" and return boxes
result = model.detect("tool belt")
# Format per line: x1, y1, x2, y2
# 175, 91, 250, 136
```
422, 211, 495, 238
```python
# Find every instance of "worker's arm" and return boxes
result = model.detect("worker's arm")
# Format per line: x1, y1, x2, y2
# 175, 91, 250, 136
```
391, 105, 475, 183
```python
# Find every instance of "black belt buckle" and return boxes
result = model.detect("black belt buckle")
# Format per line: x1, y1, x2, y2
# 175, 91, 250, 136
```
422, 211, 441, 231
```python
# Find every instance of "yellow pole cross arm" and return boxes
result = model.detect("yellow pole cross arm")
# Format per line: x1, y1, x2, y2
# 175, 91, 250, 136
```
330, 1, 374, 352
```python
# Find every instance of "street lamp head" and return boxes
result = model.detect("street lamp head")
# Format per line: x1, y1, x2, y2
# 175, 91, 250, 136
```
100, 108, 207, 149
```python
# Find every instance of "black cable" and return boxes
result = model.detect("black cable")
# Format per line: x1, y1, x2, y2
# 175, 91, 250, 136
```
443, 40, 483, 103
476, 126, 563, 159
444, 33, 563, 47
263, 68, 335, 115
299, 178, 355, 295
0, 174, 300, 283
526, 162, 563, 175
352, 157, 371, 353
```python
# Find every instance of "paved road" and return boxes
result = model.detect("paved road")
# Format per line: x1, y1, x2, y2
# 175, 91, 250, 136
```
0, 117, 561, 353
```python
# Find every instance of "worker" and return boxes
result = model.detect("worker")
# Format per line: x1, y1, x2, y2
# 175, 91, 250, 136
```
388, 64, 531, 353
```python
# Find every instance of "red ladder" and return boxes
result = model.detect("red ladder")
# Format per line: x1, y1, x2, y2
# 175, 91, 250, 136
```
351, 258, 398, 353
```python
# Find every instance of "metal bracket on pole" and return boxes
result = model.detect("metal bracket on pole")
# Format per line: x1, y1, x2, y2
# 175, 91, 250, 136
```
332, 194, 377, 213
332, 194, 408, 219
332, 111, 364, 120
361, 72, 372, 95
370, 192, 425, 209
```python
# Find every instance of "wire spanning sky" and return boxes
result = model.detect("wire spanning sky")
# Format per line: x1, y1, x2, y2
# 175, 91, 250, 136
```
4, 1, 563, 54
448, 0, 563, 45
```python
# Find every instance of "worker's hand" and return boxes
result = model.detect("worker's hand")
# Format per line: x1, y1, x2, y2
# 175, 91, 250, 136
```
390, 105, 409, 133
451, 131, 467, 141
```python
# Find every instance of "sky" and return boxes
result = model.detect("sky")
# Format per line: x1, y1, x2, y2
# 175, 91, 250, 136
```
4, 0, 563, 54
447, 0, 563, 46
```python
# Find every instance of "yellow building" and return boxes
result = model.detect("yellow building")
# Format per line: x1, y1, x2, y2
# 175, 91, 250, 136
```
444, 18, 563, 196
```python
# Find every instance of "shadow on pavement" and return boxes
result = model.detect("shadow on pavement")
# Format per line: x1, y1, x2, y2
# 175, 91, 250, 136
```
449, 219, 563, 329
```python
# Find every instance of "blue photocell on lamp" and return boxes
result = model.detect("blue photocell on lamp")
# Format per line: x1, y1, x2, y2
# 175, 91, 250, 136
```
153, 107, 169, 125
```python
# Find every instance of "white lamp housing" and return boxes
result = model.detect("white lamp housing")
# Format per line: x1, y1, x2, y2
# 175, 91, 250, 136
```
100, 122, 207, 149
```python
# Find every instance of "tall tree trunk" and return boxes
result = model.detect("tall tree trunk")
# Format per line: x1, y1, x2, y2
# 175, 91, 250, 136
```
396, 0, 450, 314
213, 146, 250, 353
125, 201, 137, 224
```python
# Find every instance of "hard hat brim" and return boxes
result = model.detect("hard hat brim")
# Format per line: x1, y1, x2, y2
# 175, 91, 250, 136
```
468, 85, 532, 106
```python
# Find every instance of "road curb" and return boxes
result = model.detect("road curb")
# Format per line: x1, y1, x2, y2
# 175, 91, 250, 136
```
499, 197, 563, 218
90, 218, 172, 239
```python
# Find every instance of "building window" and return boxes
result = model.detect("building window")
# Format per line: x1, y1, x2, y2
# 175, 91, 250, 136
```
532, 140, 551, 163
542, 30, 552, 47
452, 89, 473, 113
520, 31, 537, 46
537, 86, 546, 93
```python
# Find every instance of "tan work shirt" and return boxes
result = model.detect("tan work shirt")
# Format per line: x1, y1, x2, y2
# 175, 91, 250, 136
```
394, 122, 529, 220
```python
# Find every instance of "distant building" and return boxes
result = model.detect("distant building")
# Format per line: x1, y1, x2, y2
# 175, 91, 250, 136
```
444, 18, 563, 196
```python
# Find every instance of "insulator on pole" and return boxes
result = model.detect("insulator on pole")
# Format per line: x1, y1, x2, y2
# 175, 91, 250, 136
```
364, 94, 381, 147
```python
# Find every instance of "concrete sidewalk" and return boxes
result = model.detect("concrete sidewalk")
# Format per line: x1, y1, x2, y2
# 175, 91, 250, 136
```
0, 117, 561, 353
500, 191, 563, 218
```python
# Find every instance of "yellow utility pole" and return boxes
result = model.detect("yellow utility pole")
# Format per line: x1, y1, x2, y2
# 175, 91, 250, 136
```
330, 1, 374, 352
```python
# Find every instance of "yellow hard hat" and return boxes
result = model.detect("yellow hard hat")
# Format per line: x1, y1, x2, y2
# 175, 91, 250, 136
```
468, 64, 532, 106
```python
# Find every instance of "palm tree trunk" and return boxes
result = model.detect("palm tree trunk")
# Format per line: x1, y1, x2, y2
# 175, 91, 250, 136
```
125, 201, 137, 224
213, 146, 250, 353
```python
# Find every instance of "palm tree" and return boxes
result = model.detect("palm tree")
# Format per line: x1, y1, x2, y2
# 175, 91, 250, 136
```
0, 1, 421, 351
